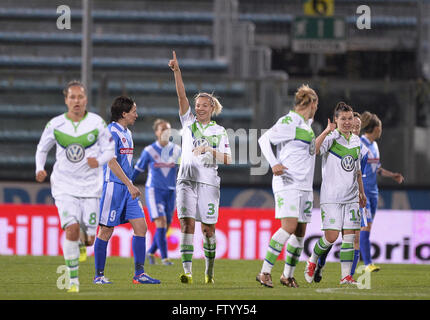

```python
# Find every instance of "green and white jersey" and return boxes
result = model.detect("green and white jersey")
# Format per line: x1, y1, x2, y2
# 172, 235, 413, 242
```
260, 110, 316, 193
35, 112, 115, 198
178, 108, 231, 188
319, 129, 361, 204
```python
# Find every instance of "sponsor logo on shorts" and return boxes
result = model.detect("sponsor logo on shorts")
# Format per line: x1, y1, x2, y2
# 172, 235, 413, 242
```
65, 143, 85, 163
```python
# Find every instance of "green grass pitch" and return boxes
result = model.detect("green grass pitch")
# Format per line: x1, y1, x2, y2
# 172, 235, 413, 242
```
1, 255, 429, 300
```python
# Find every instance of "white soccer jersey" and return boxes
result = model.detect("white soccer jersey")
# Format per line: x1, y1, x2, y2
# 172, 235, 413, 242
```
319, 129, 361, 204
35, 112, 115, 198
259, 110, 316, 193
178, 108, 231, 188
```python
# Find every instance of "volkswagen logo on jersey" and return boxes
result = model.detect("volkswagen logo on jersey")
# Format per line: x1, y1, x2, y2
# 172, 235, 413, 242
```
309, 138, 316, 155
193, 137, 209, 149
65, 143, 85, 163
341, 155, 355, 172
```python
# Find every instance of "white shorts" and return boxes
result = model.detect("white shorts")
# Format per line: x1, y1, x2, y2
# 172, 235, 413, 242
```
274, 189, 313, 223
320, 202, 361, 231
176, 180, 220, 224
54, 194, 99, 236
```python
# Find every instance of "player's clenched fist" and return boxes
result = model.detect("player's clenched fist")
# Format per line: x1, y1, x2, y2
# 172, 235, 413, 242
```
35, 170, 47, 183
168, 51, 179, 72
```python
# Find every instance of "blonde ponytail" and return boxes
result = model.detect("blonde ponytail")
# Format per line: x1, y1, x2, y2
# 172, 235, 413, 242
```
294, 84, 317, 110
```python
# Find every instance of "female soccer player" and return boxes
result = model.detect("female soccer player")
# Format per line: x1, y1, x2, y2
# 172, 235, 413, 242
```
305, 102, 367, 285
131, 119, 181, 266
256, 84, 318, 288
35, 81, 115, 293
359, 112, 404, 272
169, 51, 232, 284
313, 111, 368, 283
93, 96, 160, 285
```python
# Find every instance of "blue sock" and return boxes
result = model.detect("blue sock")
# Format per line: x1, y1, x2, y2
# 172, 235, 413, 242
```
350, 249, 360, 276
132, 235, 146, 276
156, 228, 168, 259
94, 237, 108, 277
360, 230, 371, 265
318, 245, 332, 267
148, 229, 159, 255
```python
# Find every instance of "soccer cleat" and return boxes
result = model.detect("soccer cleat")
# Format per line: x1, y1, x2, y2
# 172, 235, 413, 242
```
79, 245, 87, 262
340, 275, 358, 285
161, 258, 174, 266
280, 275, 299, 288
304, 260, 317, 283
132, 273, 161, 284
365, 264, 380, 273
205, 274, 214, 284
93, 276, 112, 284
314, 263, 325, 283
180, 273, 193, 284
256, 272, 273, 288
67, 283, 79, 293
147, 253, 156, 265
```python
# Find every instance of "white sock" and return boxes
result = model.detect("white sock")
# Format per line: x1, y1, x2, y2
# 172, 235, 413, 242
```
261, 228, 290, 274
283, 235, 304, 278
340, 234, 355, 279
203, 234, 216, 277
63, 239, 80, 286
180, 233, 194, 275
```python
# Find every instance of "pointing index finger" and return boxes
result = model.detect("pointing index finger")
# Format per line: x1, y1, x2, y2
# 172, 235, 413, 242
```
172, 50, 177, 60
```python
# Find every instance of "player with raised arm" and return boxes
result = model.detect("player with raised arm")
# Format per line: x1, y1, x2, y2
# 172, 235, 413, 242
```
359, 112, 404, 273
169, 51, 232, 284
35, 81, 115, 293
131, 119, 181, 266
93, 96, 160, 285
256, 84, 319, 288
304, 102, 367, 285
313, 111, 368, 283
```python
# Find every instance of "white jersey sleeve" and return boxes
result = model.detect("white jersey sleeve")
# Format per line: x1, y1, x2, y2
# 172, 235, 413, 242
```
258, 131, 278, 168
266, 118, 296, 145
95, 120, 115, 167
35, 121, 56, 173
319, 130, 339, 155
179, 107, 196, 128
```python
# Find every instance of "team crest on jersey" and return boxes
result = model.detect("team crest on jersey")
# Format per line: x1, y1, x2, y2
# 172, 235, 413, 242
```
87, 133, 95, 143
309, 138, 316, 155
341, 155, 355, 172
193, 137, 209, 148
65, 143, 85, 163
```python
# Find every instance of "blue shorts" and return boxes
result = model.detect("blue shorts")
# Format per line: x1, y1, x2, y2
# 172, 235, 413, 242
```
145, 187, 175, 224
360, 193, 378, 227
99, 181, 145, 227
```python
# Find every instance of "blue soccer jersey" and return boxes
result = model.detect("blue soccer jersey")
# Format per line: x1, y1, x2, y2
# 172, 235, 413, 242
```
132, 141, 181, 190
360, 135, 381, 197
104, 122, 135, 184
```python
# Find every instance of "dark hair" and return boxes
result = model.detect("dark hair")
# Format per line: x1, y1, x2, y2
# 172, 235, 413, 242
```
110, 96, 135, 122
361, 111, 381, 133
63, 80, 86, 98
353, 111, 361, 119
334, 101, 353, 119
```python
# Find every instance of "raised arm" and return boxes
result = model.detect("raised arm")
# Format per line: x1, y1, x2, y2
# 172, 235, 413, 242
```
169, 51, 189, 116
315, 118, 336, 155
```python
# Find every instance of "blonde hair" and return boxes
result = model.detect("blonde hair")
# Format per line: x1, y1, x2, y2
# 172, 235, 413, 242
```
152, 118, 170, 132
361, 111, 381, 133
294, 84, 318, 110
194, 92, 223, 116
